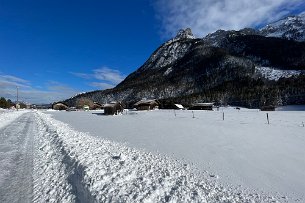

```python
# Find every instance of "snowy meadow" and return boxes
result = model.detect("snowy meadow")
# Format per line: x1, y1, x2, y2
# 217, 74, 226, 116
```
0, 107, 305, 202
45, 107, 305, 202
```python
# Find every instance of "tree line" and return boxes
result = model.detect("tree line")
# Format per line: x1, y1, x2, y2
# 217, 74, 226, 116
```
0, 97, 27, 109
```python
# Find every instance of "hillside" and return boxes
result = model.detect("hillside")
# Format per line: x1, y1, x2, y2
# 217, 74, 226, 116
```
63, 14, 305, 109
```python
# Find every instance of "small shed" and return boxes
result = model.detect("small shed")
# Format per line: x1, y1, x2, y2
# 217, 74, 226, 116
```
104, 102, 123, 115
52, 102, 69, 110
260, 105, 275, 111
134, 99, 159, 111
189, 103, 213, 110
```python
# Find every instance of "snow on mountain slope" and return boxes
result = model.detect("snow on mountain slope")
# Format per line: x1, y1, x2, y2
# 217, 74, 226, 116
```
140, 28, 196, 71
260, 13, 305, 41
255, 66, 302, 81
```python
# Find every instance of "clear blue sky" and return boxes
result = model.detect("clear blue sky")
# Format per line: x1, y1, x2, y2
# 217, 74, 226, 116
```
1, 0, 304, 104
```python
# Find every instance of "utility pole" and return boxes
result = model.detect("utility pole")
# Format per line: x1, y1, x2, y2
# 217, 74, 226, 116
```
16, 86, 19, 111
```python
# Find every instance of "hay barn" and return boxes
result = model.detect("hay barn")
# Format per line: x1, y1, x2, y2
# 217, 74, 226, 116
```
104, 102, 123, 115
134, 99, 159, 111
52, 102, 69, 110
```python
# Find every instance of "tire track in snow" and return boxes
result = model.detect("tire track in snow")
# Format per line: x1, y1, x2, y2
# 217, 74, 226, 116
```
36, 111, 286, 203
0, 112, 34, 203
33, 113, 95, 203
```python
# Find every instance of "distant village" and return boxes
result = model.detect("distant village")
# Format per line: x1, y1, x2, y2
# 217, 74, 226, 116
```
52, 98, 276, 115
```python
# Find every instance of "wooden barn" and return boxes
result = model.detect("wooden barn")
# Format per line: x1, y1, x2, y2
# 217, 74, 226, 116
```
104, 102, 123, 115
52, 102, 69, 110
134, 99, 159, 111
189, 103, 213, 110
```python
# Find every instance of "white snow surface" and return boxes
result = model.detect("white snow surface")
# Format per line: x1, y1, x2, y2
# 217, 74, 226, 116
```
260, 14, 305, 41
0, 110, 27, 129
255, 66, 302, 81
45, 108, 305, 202
34, 111, 281, 202
1, 109, 305, 202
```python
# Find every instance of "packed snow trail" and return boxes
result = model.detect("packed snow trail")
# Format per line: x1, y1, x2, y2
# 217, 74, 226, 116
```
0, 111, 34, 203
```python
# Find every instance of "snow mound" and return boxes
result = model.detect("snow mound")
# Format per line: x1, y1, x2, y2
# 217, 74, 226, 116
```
33, 111, 282, 202
0, 110, 28, 129
255, 66, 302, 81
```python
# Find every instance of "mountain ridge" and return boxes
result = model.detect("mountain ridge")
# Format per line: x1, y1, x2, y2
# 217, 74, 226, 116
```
63, 13, 305, 108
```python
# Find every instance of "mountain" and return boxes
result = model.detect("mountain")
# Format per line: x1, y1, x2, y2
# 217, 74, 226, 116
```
63, 14, 305, 109
260, 13, 305, 41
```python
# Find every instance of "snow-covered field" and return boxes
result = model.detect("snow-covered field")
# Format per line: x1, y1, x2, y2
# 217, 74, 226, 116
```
44, 107, 305, 202
1, 108, 305, 202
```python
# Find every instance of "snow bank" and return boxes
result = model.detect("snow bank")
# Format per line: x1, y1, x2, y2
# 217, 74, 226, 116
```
0, 110, 28, 129
35, 111, 280, 202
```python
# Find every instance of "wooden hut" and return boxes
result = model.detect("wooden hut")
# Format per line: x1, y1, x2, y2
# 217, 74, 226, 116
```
189, 103, 213, 110
134, 99, 159, 111
52, 102, 68, 110
104, 102, 123, 115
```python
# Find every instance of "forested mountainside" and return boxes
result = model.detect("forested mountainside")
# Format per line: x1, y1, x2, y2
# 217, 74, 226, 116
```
63, 14, 305, 109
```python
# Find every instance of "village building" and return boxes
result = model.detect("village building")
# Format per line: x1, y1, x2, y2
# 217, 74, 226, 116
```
92, 102, 103, 110
52, 102, 69, 110
134, 99, 159, 111
189, 103, 214, 110
103, 102, 124, 115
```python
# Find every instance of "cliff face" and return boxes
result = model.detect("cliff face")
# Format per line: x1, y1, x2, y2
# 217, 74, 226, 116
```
64, 14, 305, 108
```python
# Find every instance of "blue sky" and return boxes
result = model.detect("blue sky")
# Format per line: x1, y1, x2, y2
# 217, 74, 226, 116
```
1, 0, 305, 104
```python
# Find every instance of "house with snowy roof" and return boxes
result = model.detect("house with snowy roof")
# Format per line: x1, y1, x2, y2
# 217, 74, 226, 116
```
134, 99, 159, 111
52, 102, 69, 110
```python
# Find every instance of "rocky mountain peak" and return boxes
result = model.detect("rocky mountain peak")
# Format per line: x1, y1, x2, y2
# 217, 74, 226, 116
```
260, 13, 305, 41
174, 28, 195, 40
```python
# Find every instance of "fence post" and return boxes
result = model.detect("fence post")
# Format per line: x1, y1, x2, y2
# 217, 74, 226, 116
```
174, 110, 176, 117
192, 111, 195, 118
223, 112, 224, 121
266, 113, 269, 125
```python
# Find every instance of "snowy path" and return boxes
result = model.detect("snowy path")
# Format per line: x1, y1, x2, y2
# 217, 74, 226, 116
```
0, 112, 34, 203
